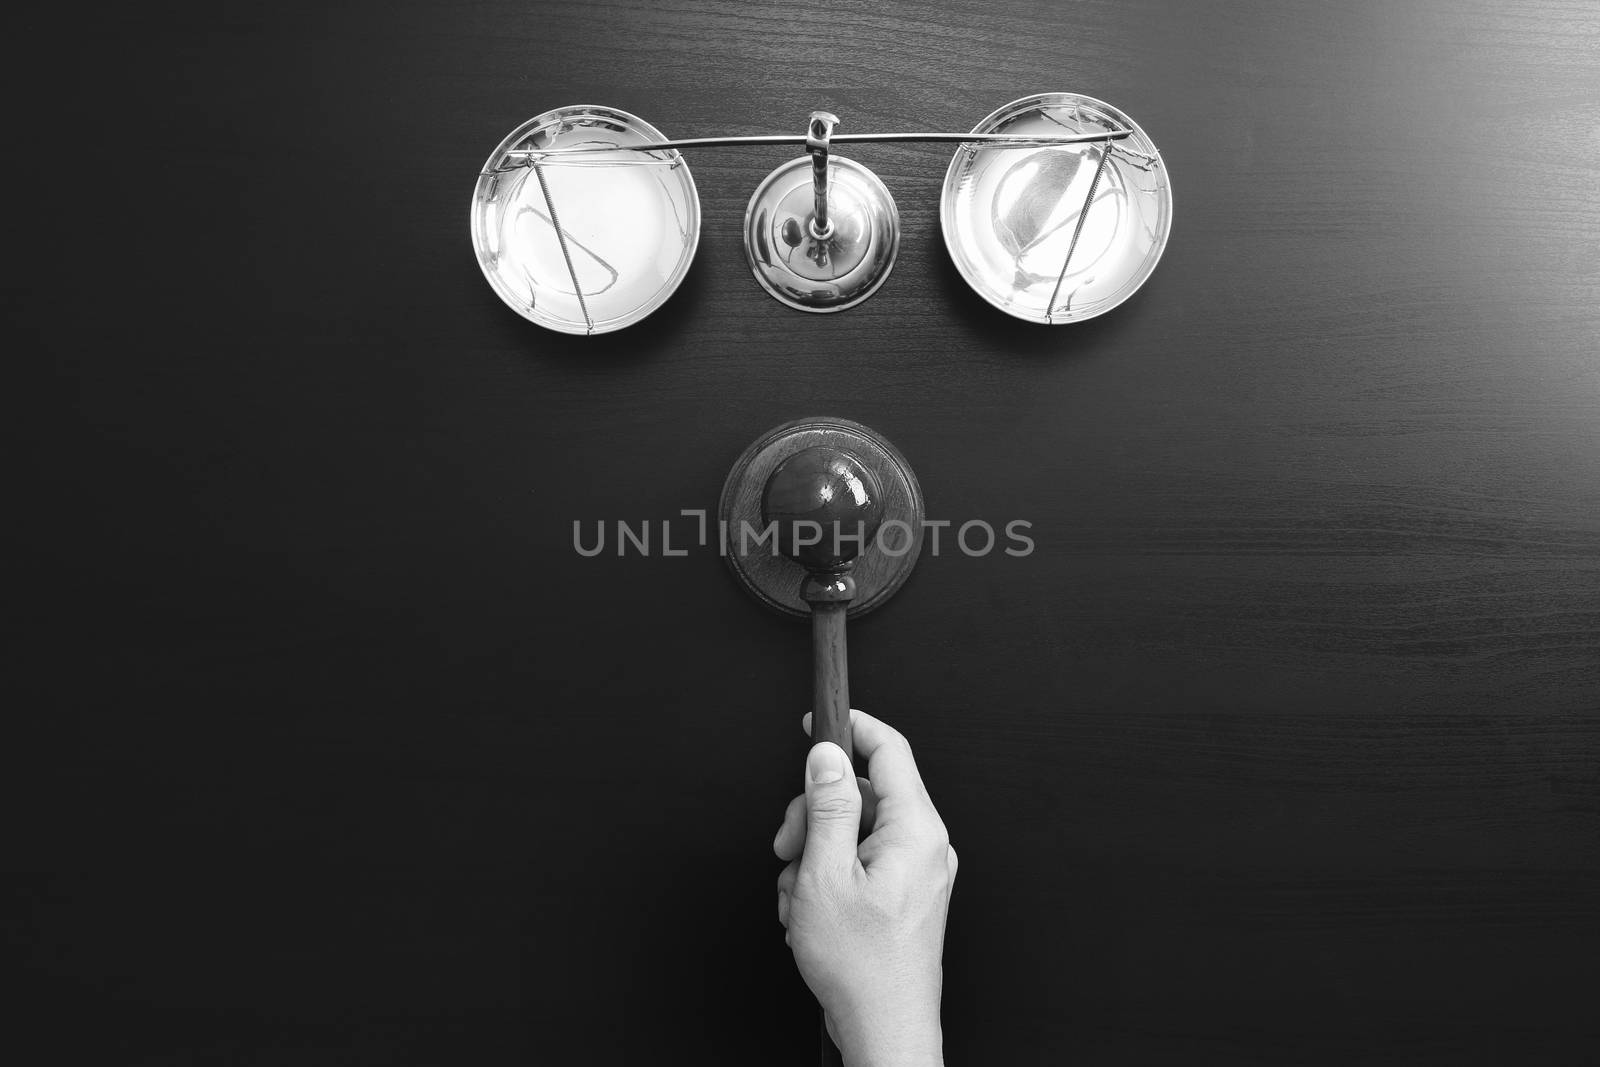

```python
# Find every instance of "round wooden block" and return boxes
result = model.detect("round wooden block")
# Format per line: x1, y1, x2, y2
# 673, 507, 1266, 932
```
720, 417, 924, 618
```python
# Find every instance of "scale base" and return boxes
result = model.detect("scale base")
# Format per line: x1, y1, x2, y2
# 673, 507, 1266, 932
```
721, 418, 923, 618
743, 158, 900, 313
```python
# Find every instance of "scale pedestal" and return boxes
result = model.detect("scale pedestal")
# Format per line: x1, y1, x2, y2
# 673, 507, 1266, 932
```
744, 113, 900, 313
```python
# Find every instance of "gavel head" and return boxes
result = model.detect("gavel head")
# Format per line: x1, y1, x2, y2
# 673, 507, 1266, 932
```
760, 445, 885, 572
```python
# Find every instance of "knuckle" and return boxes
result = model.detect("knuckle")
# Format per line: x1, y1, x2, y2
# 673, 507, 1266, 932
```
920, 816, 950, 851
809, 792, 858, 819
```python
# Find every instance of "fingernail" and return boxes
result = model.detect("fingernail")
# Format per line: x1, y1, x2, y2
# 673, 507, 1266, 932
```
808, 742, 847, 784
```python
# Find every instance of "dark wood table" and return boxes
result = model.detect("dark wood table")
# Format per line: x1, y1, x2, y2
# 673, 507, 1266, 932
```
15, 0, 1600, 1062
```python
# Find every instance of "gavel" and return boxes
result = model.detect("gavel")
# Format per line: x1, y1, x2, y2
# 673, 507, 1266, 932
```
760, 445, 886, 764
721, 418, 924, 1067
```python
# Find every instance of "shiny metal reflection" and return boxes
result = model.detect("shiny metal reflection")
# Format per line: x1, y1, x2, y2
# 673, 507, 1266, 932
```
470, 105, 701, 335
743, 113, 900, 314
941, 93, 1171, 324
745, 156, 900, 313
506, 128, 1134, 157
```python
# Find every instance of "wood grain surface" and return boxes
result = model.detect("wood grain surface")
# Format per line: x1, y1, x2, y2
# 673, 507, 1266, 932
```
11, 0, 1600, 1063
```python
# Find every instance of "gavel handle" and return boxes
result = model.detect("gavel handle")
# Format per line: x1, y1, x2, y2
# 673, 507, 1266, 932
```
809, 599, 853, 760
805, 588, 853, 1067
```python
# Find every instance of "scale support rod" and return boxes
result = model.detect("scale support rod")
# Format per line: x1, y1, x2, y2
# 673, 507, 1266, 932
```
504, 128, 1134, 159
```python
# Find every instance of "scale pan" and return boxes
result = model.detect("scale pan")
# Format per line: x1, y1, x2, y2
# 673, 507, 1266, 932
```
470, 105, 701, 335
941, 93, 1171, 324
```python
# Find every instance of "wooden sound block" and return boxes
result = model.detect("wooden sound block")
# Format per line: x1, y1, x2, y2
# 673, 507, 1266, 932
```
720, 417, 924, 618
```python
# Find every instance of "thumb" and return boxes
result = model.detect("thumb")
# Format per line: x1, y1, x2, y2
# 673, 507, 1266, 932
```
801, 742, 861, 881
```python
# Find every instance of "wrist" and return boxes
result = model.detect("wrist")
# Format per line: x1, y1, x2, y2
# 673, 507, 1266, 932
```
833, 1002, 943, 1067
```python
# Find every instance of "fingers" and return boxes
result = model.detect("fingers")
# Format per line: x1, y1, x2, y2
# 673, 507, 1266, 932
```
773, 794, 807, 861
802, 709, 937, 827
798, 742, 863, 884
778, 831, 957, 929
774, 778, 877, 862
776, 859, 798, 927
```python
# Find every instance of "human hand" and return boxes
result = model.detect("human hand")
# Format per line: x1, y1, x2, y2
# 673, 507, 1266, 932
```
774, 709, 956, 1067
